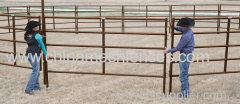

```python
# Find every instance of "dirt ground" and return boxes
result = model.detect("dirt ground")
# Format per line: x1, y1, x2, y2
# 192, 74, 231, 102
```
1, 2, 240, 104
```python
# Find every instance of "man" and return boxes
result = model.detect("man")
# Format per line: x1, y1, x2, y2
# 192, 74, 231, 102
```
164, 17, 195, 98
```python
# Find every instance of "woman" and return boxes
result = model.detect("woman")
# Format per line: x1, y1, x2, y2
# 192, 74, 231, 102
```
24, 20, 49, 95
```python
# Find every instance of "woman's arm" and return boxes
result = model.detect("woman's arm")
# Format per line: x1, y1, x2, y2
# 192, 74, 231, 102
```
34, 33, 47, 57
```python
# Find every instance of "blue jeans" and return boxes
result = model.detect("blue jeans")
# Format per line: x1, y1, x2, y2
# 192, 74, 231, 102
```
25, 55, 41, 93
179, 53, 193, 97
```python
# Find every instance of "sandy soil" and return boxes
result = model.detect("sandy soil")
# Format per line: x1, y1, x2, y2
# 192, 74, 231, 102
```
1, 2, 240, 104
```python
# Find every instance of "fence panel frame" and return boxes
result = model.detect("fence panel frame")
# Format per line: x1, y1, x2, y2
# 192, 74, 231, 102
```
42, 16, 168, 93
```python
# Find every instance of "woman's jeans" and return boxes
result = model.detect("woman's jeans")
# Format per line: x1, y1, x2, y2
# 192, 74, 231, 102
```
25, 55, 41, 93
179, 53, 193, 97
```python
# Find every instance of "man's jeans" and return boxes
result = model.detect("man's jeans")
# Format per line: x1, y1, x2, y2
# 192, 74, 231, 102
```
25, 55, 41, 93
179, 53, 193, 97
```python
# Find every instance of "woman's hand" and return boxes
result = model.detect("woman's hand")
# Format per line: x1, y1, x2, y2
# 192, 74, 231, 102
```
44, 56, 50, 60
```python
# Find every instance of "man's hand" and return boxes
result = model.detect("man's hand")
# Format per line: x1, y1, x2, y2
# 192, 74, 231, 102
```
164, 47, 168, 54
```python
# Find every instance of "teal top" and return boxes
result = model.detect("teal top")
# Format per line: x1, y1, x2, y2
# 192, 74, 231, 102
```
34, 33, 47, 57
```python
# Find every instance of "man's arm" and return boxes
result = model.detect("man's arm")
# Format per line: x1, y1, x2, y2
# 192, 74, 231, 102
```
174, 26, 183, 32
167, 36, 189, 53
35, 33, 47, 57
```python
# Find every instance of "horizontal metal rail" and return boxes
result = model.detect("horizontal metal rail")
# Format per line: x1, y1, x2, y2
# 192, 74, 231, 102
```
48, 70, 164, 78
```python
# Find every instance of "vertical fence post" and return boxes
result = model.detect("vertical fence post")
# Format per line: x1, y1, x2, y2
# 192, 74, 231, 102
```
52, 6, 55, 29
99, 6, 102, 27
121, 6, 125, 32
169, 18, 175, 94
27, 6, 30, 22
75, 5, 78, 34
217, 4, 221, 33
38, 16, 43, 71
239, 11, 240, 29
7, 7, 10, 33
224, 18, 230, 73
12, 15, 16, 66
163, 18, 168, 94
42, 0, 49, 88
169, 5, 172, 33
145, 5, 148, 27
38, 16, 42, 34
102, 17, 106, 74
193, 5, 196, 17
29, 6, 31, 20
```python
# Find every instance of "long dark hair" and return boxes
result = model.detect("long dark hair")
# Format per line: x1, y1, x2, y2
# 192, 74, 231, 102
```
24, 29, 37, 41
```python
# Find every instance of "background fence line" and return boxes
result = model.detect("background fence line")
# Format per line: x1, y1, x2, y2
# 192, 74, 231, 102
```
1, 4, 240, 32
